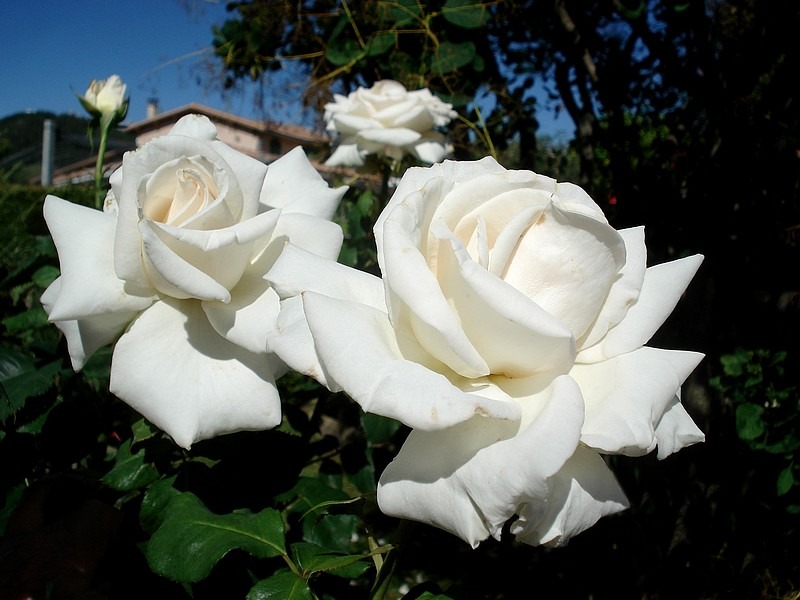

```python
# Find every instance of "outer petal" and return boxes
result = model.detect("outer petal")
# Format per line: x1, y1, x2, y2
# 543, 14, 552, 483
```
357, 127, 422, 149
43, 196, 154, 322
267, 243, 386, 311
511, 446, 629, 547
577, 254, 704, 363
41, 279, 140, 370
303, 292, 520, 429
271, 213, 343, 261
377, 375, 584, 547
654, 394, 705, 459
109, 298, 281, 449
578, 226, 647, 350
261, 146, 347, 219
573, 347, 704, 456
325, 143, 366, 167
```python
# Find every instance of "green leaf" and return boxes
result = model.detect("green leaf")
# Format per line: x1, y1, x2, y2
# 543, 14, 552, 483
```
102, 439, 159, 492
304, 514, 360, 553
2, 306, 50, 334
139, 476, 180, 534
442, 0, 491, 29
247, 570, 313, 600
431, 41, 476, 74
147, 492, 286, 583
292, 542, 375, 579
735, 402, 765, 441
384, 0, 422, 27
0, 347, 61, 423
365, 31, 395, 56
277, 476, 351, 516
777, 465, 795, 496
132, 418, 159, 444
326, 38, 363, 66
32, 265, 59, 289
361, 412, 402, 445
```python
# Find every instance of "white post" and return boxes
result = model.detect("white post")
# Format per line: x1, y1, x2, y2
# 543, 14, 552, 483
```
41, 118, 55, 186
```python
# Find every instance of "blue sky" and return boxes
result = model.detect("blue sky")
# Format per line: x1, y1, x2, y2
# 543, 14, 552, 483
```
1, 0, 573, 139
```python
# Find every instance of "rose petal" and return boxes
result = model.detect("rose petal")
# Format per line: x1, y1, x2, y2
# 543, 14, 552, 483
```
357, 127, 422, 149
511, 446, 629, 547
434, 224, 576, 378
331, 113, 385, 135
576, 254, 704, 362
303, 292, 520, 429
169, 114, 218, 140
500, 202, 627, 340
41, 279, 141, 370
573, 347, 704, 456
139, 209, 280, 301
325, 143, 366, 167
271, 213, 343, 261
654, 394, 705, 459
577, 226, 647, 350
262, 146, 347, 220
267, 242, 386, 311
380, 192, 489, 377
377, 375, 584, 547
110, 298, 281, 449
43, 195, 154, 322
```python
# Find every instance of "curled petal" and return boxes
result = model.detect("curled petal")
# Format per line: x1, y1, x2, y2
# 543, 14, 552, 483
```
271, 213, 343, 262
577, 254, 704, 363
110, 298, 281, 449
511, 446, 629, 547
377, 375, 584, 547
435, 226, 576, 378
654, 394, 705, 459
574, 347, 704, 456
303, 292, 519, 429
262, 146, 347, 219
325, 143, 366, 167
43, 195, 154, 322
41, 279, 141, 370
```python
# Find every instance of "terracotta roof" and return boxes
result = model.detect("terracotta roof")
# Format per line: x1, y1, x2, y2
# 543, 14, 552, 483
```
124, 103, 327, 145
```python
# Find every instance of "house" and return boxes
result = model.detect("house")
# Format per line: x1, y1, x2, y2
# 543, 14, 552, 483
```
47, 102, 335, 186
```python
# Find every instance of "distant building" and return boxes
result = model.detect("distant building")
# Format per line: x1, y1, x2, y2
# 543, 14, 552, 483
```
47, 102, 333, 186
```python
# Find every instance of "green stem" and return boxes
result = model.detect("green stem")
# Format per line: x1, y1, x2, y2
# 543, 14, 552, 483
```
94, 124, 109, 209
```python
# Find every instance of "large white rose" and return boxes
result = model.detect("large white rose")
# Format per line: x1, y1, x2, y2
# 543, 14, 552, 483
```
267, 157, 705, 547
41, 115, 346, 449
324, 80, 457, 167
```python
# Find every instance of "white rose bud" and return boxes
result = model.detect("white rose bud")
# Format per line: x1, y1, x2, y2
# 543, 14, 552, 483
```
79, 74, 129, 126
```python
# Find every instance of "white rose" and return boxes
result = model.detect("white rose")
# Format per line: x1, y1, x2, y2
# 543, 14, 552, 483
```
324, 80, 457, 167
41, 115, 346, 449
267, 157, 705, 547
80, 74, 128, 124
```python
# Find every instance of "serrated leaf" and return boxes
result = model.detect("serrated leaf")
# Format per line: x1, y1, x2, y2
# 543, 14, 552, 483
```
3, 306, 50, 334
304, 514, 360, 553
292, 542, 380, 579
735, 402, 765, 441
132, 418, 159, 444
248, 570, 312, 600
147, 492, 285, 583
277, 476, 350, 515
442, 0, 491, 29
431, 41, 476, 74
102, 439, 159, 492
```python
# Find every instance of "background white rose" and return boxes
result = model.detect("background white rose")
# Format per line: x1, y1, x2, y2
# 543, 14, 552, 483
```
323, 80, 457, 167
42, 114, 346, 449
267, 157, 704, 547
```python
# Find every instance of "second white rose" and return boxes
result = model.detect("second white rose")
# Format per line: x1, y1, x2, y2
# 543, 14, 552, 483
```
268, 156, 705, 548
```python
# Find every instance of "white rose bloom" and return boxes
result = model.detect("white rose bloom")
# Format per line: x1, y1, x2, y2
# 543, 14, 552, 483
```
80, 74, 128, 123
41, 115, 346, 449
324, 80, 457, 167
267, 157, 705, 548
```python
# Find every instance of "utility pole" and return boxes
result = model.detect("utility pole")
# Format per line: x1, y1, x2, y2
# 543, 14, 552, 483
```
41, 119, 55, 186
